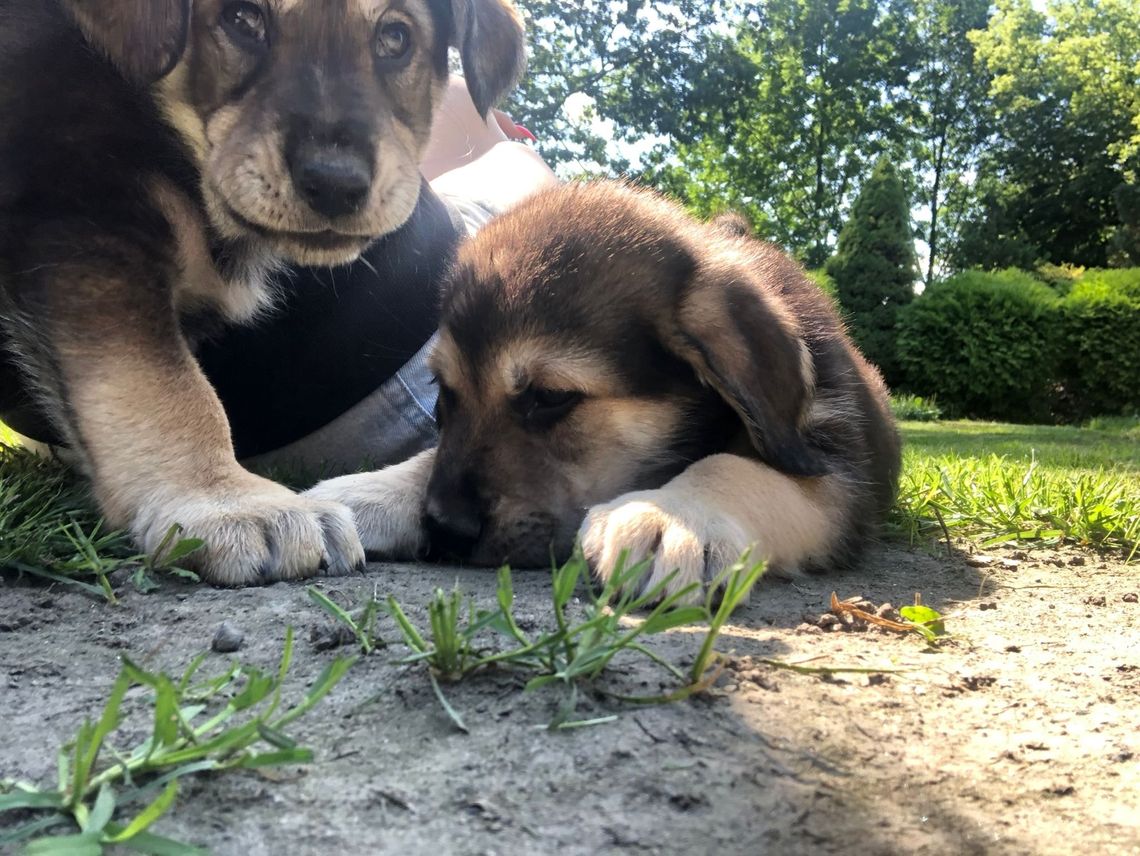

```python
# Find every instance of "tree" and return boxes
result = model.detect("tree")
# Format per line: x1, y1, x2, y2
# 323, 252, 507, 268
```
826, 158, 918, 386
950, 0, 1140, 269
505, 1, 728, 173
906, 0, 992, 286
644, 0, 916, 266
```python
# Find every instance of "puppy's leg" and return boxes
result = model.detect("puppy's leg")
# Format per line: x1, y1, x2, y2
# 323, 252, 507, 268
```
305, 449, 436, 559
4, 255, 363, 585
579, 453, 846, 602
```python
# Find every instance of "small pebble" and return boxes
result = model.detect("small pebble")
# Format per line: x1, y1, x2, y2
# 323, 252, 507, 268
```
212, 621, 244, 653
1123, 593, 1138, 604
966, 555, 996, 568
1068, 556, 1087, 567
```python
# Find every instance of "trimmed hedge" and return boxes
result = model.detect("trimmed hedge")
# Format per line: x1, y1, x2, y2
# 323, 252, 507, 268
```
897, 269, 1060, 422
1058, 272, 1140, 418
898, 267, 1140, 422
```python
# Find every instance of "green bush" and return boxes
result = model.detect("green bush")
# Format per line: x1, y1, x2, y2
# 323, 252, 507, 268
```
897, 269, 1060, 422
1058, 272, 1140, 418
1033, 263, 1085, 295
890, 393, 943, 422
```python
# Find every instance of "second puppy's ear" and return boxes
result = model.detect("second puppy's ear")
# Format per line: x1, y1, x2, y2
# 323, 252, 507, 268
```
450, 0, 526, 116
662, 259, 830, 478
62, 0, 190, 84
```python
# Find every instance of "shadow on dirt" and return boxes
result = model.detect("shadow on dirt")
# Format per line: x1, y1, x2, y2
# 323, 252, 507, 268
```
2, 540, 1135, 855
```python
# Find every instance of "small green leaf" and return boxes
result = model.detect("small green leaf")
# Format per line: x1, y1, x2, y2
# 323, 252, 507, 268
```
429, 673, 468, 734
238, 748, 314, 768
639, 606, 708, 635
109, 826, 208, 855
84, 783, 116, 833
160, 538, 205, 566
25, 831, 103, 856
255, 723, 297, 750
899, 604, 947, 637
0, 790, 65, 812
104, 780, 178, 843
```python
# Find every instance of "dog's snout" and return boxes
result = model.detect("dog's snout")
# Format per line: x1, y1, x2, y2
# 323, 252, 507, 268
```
290, 145, 372, 219
422, 481, 483, 561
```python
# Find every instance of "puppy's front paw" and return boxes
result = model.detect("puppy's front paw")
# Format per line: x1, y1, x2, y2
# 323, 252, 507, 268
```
133, 479, 364, 586
579, 489, 751, 604
303, 450, 435, 560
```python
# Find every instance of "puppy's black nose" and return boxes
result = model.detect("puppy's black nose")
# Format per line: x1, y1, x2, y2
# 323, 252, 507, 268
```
422, 494, 483, 561
291, 147, 372, 219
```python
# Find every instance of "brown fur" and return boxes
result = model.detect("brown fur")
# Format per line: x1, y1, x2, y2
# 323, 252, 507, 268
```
0, 0, 525, 584
308, 181, 902, 600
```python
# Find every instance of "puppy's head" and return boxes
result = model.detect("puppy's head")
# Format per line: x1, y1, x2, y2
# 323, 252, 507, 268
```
422, 182, 828, 567
62, 0, 525, 266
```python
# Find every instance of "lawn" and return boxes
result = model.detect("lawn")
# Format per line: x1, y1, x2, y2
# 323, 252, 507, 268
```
894, 417, 1140, 559
1, 415, 1138, 596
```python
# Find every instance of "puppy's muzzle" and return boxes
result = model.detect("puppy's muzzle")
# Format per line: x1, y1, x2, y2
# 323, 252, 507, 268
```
422, 472, 484, 561
289, 141, 373, 220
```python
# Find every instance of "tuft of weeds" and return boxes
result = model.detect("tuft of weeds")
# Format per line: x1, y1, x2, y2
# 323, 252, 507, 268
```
890, 393, 943, 422
0, 445, 202, 600
307, 585, 386, 654
0, 628, 355, 854
378, 551, 767, 731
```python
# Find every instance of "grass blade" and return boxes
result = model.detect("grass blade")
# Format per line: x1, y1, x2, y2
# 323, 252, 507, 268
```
429, 673, 468, 734
104, 780, 178, 843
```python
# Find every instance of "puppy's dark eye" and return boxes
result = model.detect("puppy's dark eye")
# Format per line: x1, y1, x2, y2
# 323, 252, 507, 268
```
220, 2, 268, 49
375, 21, 412, 64
434, 382, 456, 428
514, 387, 584, 429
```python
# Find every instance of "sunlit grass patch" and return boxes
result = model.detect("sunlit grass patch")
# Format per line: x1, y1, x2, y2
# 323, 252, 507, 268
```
0, 443, 201, 599
895, 420, 1140, 559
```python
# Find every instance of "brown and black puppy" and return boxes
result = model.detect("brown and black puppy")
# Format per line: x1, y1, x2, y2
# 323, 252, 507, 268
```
308, 181, 902, 600
0, 0, 525, 583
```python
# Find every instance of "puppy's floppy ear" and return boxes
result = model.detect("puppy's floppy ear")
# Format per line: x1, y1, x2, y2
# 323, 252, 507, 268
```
451, 0, 526, 116
663, 261, 830, 478
62, 0, 190, 84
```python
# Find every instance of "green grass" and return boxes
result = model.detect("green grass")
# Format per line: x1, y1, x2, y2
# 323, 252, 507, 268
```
372, 555, 766, 731
0, 628, 355, 854
0, 444, 202, 599
894, 418, 1140, 559
2, 415, 1137, 597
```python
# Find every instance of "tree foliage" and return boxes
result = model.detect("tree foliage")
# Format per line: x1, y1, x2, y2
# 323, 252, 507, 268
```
506, 1, 728, 173
826, 158, 918, 386
510, 0, 1140, 274
951, 0, 1140, 270
645, 0, 914, 267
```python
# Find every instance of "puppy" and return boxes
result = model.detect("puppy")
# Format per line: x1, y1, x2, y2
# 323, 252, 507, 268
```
0, 0, 524, 584
308, 181, 902, 599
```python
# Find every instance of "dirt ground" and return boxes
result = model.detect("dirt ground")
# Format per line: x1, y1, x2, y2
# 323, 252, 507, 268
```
1, 541, 1137, 855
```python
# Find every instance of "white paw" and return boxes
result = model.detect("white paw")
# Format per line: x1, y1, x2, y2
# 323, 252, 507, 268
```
578, 489, 752, 604
132, 477, 364, 586
303, 450, 434, 560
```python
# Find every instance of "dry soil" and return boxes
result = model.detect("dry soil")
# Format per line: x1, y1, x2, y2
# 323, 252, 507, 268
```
1, 542, 1137, 855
